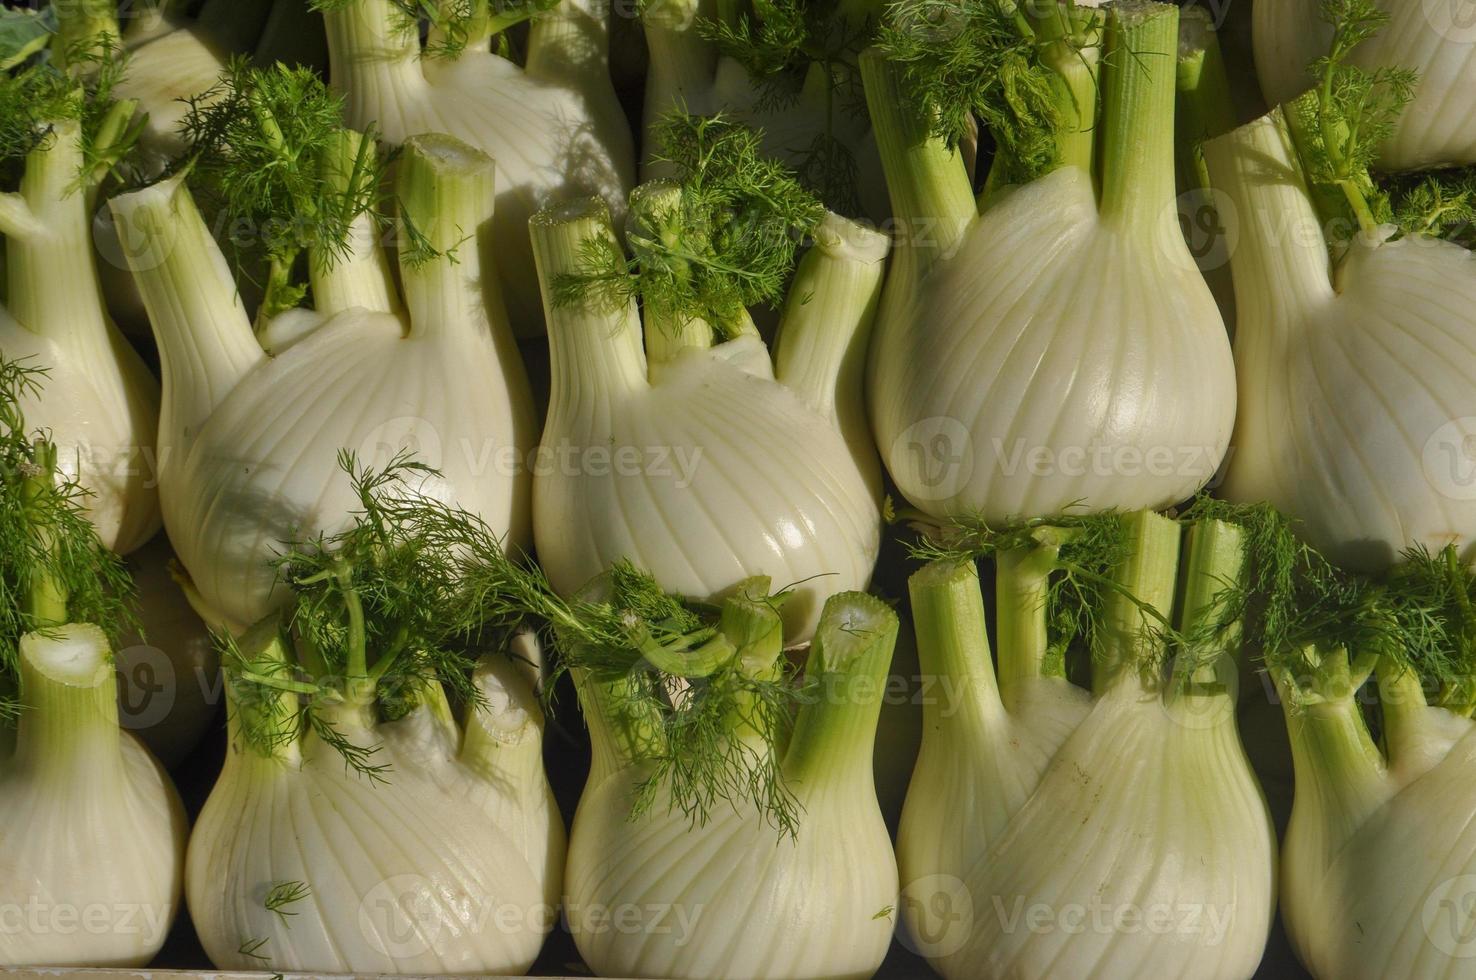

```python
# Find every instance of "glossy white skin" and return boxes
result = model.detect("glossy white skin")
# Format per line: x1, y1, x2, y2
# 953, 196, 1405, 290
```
0, 305, 162, 555
899, 678, 1276, 980
869, 166, 1237, 521
325, 0, 635, 334
1280, 702, 1476, 980
169, 306, 534, 631
1254, 0, 1476, 170
1208, 113, 1476, 571
186, 713, 554, 975
535, 334, 881, 642
0, 626, 187, 968
566, 752, 897, 980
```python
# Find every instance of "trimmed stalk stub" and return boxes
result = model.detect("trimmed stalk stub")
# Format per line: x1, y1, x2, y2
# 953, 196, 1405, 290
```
320, 0, 635, 336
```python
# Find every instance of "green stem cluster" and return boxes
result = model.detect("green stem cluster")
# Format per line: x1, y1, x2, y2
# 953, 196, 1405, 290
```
910, 508, 1248, 724
865, 0, 1185, 281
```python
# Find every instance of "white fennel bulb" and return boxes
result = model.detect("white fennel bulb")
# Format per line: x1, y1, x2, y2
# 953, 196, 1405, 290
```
115, 534, 220, 768
898, 511, 1275, 980
109, 131, 535, 631
564, 588, 900, 980
320, 0, 635, 334
0, 417, 186, 969
0, 96, 161, 556
187, 466, 564, 975
864, 1, 1235, 522
1243, 529, 1476, 980
1254, 0, 1476, 170
640, 0, 888, 216
529, 190, 886, 642
0, 625, 187, 967
189, 647, 561, 973
1204, 108, 1476, 570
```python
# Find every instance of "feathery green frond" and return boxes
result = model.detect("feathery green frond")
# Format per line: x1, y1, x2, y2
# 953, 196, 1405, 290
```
552, 112, 825, 338
176, 60, 386, 321
0, 357, 137, 726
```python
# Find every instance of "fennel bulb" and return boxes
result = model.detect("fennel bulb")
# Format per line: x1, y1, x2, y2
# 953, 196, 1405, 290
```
1203, 505, 1476, 980
563, 587, 900, 980
641, 0, 888, 216
866, 1, 1235, 522
115, 535, 220, 768
187, 460, 563, 975
1255, 0, 1476, 170
109, 125, 535, 631
530, 181, 886, 642
0, 625, 187, 967
898, 510, 1275, 980
1278, 661, 1476, 980
0, 366, 186, 969
0, 69, 161, 556
317, 0, 635, 333
1204, 103, 1476, 570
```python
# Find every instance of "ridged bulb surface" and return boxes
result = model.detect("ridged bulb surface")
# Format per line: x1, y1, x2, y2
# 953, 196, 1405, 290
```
0, 735, 183, 966
535, 336, 880, 642
566, 754, 896, 980
0, 625, 186, 968
168, 307, 533, 631
1283, 714, 1476, 980
1254, 0, 1476, 169
187, 731, 553, 974
1225, 232, 1476, 569
900, 681, 1275, 980
870, 166, 1236, 521
1207, 111, 1476, 570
